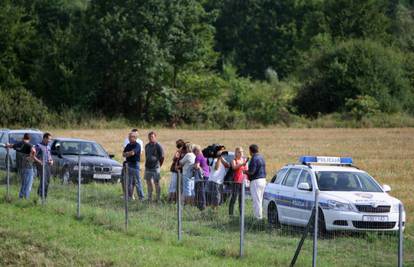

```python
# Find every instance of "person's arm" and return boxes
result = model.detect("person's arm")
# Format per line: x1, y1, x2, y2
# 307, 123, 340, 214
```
47, 147, 53, 165
194, 157, 201, 169
33, 145, 43, 165
247, 157, 258, 177
220, 157, 230, 168
122, 145, 133, 158
158, 144, 165, 167
29, 146, 36, 159
232, 159, 246, 170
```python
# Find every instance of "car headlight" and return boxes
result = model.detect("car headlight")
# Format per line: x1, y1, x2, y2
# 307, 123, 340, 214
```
326, 200, 354, 211
392, 203, 404, 213
111, 166, 122, 175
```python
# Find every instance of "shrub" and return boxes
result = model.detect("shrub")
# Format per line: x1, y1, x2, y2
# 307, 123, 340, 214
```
295, 39, 412, 116
345, 95, 380, 121
0, 87, 53, 127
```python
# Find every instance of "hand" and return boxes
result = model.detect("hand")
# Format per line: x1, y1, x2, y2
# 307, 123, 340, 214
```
48, 160, 53, 165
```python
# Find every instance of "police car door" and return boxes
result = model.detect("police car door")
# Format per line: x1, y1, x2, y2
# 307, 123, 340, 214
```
294, 169, 314, 226
278, 168, 302, 225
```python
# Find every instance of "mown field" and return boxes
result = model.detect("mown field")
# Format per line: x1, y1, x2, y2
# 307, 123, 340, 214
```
1, 128, 413, 266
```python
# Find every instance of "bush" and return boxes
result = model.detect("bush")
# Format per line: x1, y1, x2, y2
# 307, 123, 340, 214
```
0, 87, 53, 127
295, 39, 413, 116
345, 95, 380, 121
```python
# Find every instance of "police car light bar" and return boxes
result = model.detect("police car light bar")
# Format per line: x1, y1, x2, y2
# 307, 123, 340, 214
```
299, 156, 353, 165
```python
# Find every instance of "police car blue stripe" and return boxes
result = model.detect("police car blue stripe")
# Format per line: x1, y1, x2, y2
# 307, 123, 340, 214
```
264, 192, 329, 210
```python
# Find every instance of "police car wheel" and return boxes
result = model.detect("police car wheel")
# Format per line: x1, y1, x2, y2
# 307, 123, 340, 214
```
268, 202, 280, 228
318, 208, 327, 236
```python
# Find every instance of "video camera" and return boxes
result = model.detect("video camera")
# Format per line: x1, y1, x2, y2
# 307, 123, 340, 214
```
202, 144, 228, 158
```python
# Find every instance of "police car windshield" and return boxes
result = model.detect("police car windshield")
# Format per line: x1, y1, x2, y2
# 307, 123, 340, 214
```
316, 171, 383, 192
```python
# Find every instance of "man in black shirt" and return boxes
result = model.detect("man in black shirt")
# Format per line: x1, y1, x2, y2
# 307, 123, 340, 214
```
6, 133, 36, 199
123, 132, 144, 200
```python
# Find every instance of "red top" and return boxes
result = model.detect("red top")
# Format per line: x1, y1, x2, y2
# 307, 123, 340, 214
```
233, 158, 247, 183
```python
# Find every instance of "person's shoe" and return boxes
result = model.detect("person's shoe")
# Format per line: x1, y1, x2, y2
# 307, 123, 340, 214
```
132, 195, 136, 200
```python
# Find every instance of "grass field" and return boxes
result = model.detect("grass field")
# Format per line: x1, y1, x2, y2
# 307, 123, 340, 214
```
1, 128, 413, 266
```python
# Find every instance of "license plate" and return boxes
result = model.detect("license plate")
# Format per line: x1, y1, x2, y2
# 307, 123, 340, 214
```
93, 173, 111, 179
362, 215, 388, 222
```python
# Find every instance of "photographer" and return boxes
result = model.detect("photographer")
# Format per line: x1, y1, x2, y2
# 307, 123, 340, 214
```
206, 147, 230, 209
193, 145, 209, 211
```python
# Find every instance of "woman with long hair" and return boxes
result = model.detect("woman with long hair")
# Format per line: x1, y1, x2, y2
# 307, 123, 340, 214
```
229, 147, 248, 216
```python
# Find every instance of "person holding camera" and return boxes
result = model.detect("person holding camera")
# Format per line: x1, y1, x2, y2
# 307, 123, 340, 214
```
168, 139, 185, 203
206, 148, 230, 209
193, 144, 209, 211
246, 144, 266, 220
229, 147, 248, 216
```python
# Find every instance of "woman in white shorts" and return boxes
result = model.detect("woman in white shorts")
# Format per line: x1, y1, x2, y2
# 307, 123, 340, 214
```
179, 143, 196, 205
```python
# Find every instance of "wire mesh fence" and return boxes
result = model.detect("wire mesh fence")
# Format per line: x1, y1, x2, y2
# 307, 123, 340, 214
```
0, 163, 412, 267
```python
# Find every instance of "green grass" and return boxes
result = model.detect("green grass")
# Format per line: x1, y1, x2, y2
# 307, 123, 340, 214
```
0, 178, 413, 267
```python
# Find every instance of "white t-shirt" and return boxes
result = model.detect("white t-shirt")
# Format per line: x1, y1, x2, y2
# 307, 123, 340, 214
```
179, 152, 196, 179
208, 158, 228, 185
123, 137, 143, 155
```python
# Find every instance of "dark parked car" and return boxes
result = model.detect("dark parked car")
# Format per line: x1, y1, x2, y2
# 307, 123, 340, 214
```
0, 129, 43, 171
50, 138, 122, 183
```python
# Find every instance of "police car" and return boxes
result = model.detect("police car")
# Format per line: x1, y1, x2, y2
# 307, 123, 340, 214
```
263, 156, 406, 232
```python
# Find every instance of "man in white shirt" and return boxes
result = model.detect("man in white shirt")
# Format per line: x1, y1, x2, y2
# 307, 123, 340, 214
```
122, 129, 144, 199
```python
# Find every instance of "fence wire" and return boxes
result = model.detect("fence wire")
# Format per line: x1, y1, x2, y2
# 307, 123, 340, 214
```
0, 166, 412, 267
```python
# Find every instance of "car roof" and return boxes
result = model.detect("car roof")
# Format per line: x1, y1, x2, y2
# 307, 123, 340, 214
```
54, 137, 97, 143
283, 164, 365, 173
7, 129, 43, 134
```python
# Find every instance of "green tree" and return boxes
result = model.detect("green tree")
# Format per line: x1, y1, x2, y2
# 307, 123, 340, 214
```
295, 39, 412, 116
0, 1, 37, 88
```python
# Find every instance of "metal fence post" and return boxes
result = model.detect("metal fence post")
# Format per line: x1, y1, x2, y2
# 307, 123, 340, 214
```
313, 189, 319, 267
124, 164, 129, 231
240, 179, 245, 258
6, 147, 10, 199
177, 172, 182, 241
77, 153, 81, 219
398, 203, 404, 267
41, 152, 46, 205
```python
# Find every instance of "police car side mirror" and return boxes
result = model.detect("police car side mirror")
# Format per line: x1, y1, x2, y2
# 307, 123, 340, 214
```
382, 184, 391, 192
109, 154, 115, 159
298, 182, 312, 191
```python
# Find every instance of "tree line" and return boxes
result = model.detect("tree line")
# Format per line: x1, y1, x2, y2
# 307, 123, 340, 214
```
1, 0, 414, 128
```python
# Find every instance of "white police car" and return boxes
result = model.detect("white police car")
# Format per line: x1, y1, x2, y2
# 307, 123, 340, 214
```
263, 156, 406, 232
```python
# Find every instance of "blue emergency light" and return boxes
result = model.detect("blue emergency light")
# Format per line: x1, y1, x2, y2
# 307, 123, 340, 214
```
299, 156, 353, 165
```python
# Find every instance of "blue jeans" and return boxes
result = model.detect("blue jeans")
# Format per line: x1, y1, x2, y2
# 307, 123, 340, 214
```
19, 168, 34, 199
128, 166, 145, 200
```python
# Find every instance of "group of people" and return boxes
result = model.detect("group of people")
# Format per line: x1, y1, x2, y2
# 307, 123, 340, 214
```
122, 129, 165, 202
122, 128, 268, 219
8, 128, 268, 220
5, 132, 53, 200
